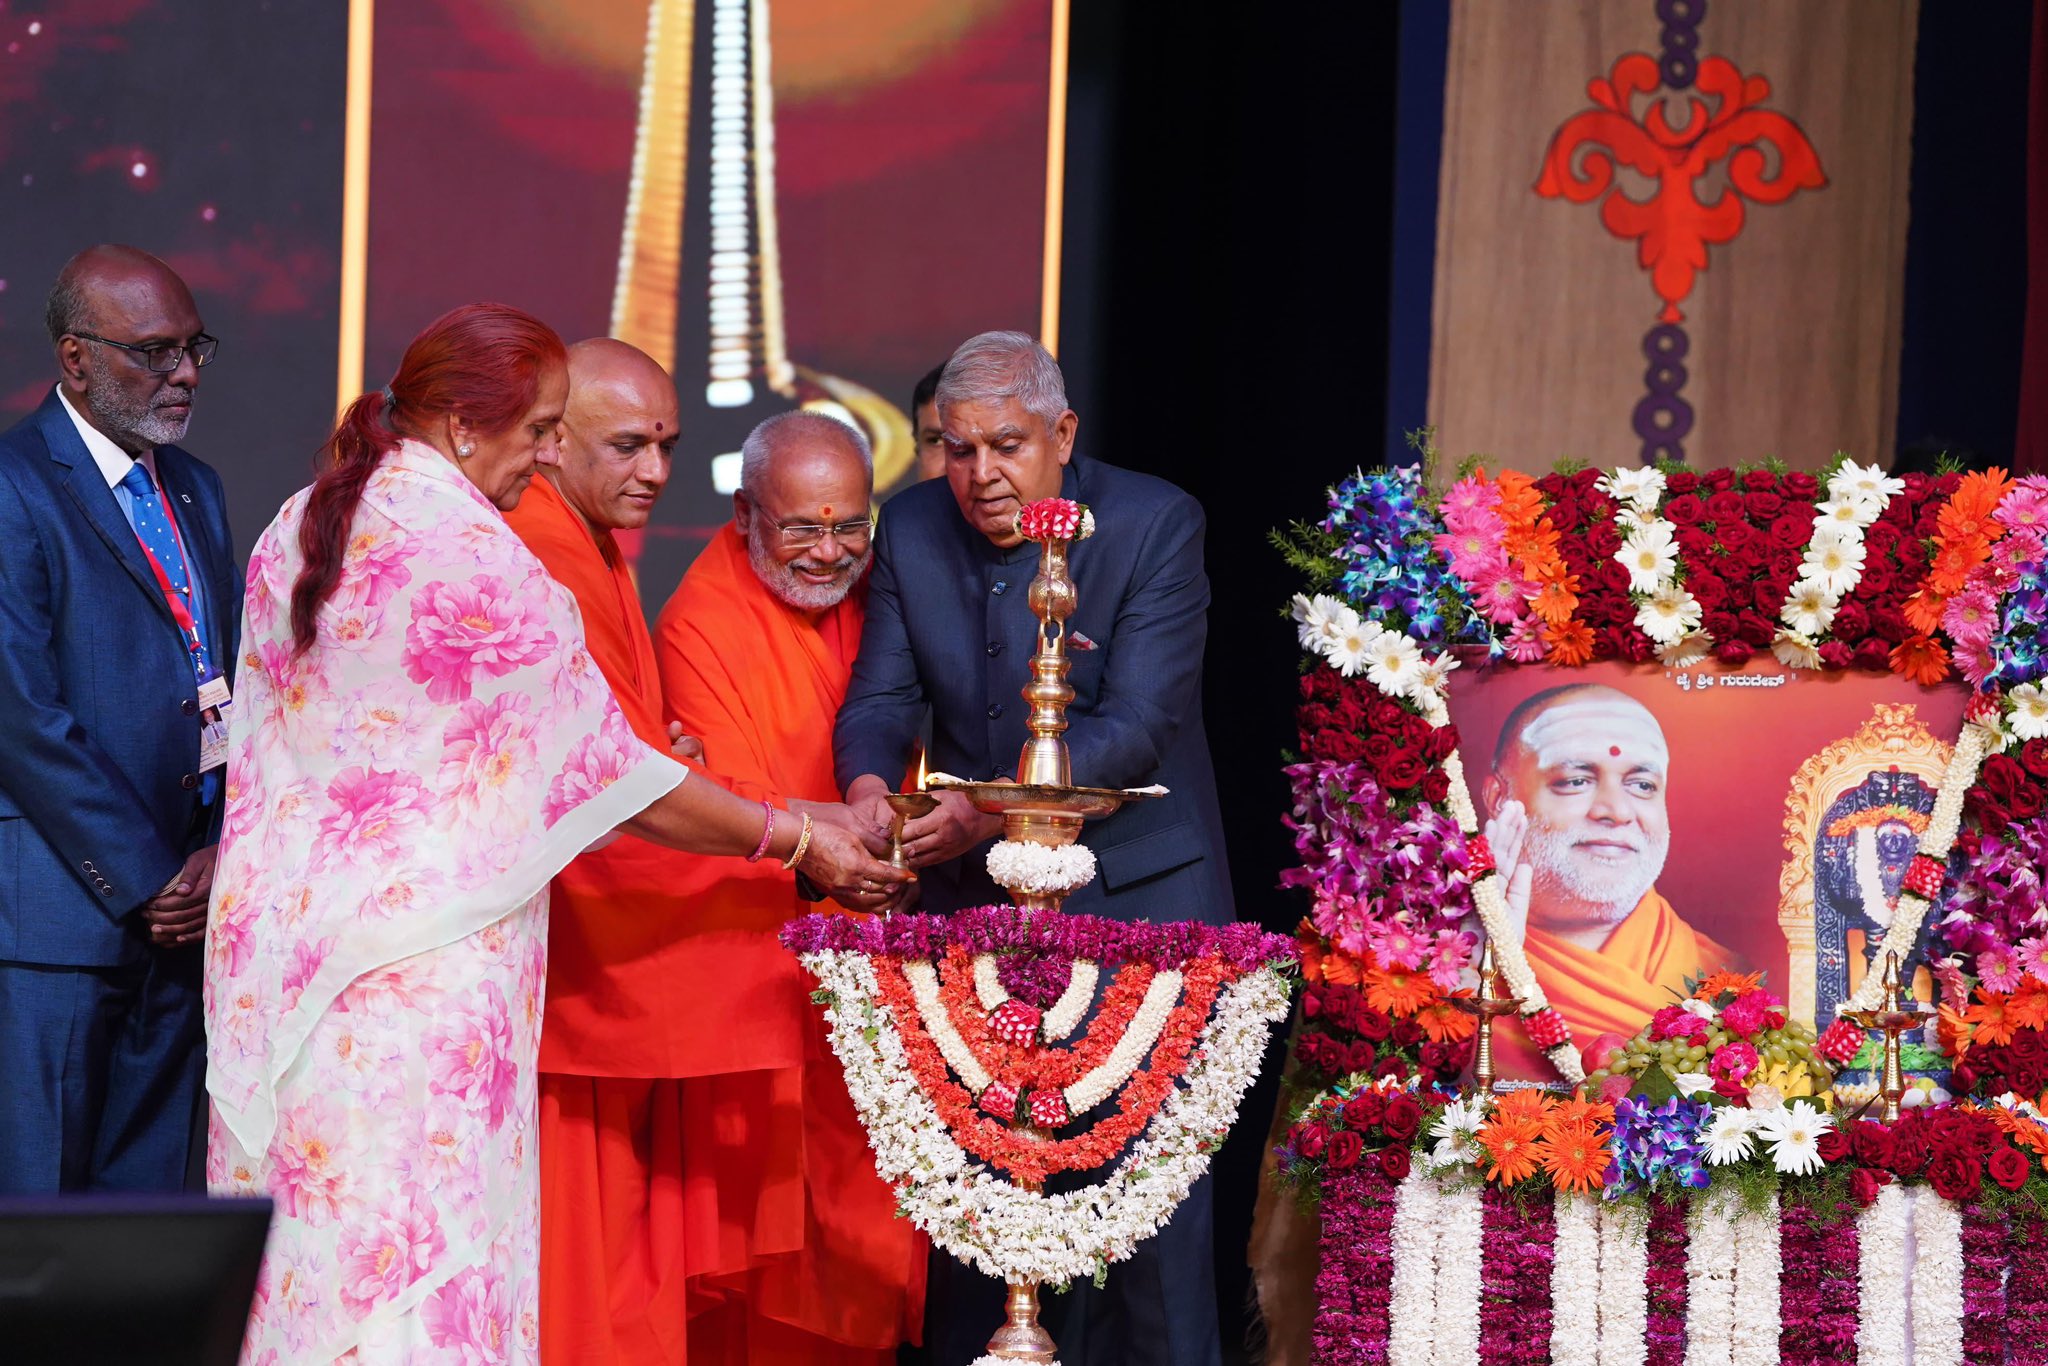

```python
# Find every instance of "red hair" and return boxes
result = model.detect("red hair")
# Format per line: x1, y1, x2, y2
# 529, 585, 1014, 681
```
290, 302, 566, 654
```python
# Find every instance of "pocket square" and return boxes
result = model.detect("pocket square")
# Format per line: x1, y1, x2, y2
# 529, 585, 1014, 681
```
1069, 631, 1098, 651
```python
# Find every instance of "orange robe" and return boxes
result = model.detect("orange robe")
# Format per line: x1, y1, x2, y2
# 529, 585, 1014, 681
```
651, 524, 923, 1364
1494, 888, 1738, 1079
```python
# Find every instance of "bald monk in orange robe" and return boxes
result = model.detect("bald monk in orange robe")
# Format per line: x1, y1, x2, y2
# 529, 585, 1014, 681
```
1480, 683, 1738, 1078
507, 344, 916, 1363
652, 409, 923, 1363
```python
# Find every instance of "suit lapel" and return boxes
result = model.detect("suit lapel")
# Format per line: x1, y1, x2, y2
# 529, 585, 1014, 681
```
37, 395, 178, 630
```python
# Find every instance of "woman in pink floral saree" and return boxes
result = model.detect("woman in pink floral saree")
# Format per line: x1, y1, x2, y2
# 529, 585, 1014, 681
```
204, 305, 897, 1363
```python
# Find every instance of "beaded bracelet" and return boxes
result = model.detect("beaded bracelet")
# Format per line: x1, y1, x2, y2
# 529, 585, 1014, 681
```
746, 801, 776, 863
779, 812, 814, 871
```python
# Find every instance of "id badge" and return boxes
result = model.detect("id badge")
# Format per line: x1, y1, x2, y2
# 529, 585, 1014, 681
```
196, 672, 234, 773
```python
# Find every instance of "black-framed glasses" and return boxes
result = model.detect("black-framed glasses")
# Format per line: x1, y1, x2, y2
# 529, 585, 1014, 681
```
70, 331, 220, 373
775, 514, 874, 550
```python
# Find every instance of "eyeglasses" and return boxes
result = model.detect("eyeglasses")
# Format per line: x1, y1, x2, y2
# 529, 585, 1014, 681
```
775, 514, 874, 550
70, 331, 220, 373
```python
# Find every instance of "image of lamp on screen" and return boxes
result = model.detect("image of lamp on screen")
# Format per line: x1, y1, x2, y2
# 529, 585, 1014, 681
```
1812, 777, 1938, 1028
610, 0, 912, 599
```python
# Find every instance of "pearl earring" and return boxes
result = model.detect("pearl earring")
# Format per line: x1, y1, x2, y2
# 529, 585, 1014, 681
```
457, 443, 474, 458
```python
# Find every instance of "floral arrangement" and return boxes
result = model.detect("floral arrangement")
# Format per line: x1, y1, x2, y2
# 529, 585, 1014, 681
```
1580, 972, 1841, 1107
1945, 973, 2048, 1104
782, 907, 1294, 1286
1015, 496, 1094, 543
1289, 922, 1477, 1095
984, 839, 1098, 897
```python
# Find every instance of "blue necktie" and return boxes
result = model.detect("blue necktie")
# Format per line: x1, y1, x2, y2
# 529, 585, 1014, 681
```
119, 462, 212, 681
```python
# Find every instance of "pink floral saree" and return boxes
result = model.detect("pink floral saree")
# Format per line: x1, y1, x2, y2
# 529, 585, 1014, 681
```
205, 441, 685, 1362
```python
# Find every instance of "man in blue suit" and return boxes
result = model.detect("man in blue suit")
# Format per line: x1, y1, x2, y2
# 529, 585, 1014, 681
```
835, 331, 1228, 1366
0, 245, 240, 1192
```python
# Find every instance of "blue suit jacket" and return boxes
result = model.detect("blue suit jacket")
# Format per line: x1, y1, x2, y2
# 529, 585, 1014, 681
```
835, 456, 1232, 923
0, 389, 242, 967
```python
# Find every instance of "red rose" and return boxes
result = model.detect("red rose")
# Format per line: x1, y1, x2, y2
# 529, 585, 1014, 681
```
1767, 514, 1810, 549
1301, 988, 1325, 1021
1853, 638, 1892, 670
1860, 562, 1894, 597
1380, 1143, 1413, 1181
1703, 609, 1741, 641
1326, 1129, 1364, 1169
1817, 1129, 1852, 1163
1355, 1007, 1391, 1042
1818, 641, 1855, 668
1927, 1153, 1981, 1202
1362, 733, 1397, 766
1421, 726, 1460, 762
2012, 1028, 2048, 1066
1865, 522, 1899, 554
1990, 1145, 2030, 1192
1831, 600, 1871, 639
1869, 606, 1908, 644
1739, 613, 1775, 647
1616, 629, 1654, 663
1344, 1092, 1388, 1131
1420, 770, 1451, 805
1742, 469, 1778, 492
1666, 471, 1701, 495
1706, 490, 1746, 523
1666, 494, 1705, 526
1769, 550, 1802, 581
2013, 786, 2046, 821
1783, 471, 1820, 499
1587, 521, 1622, 557
1716, 638, 1754, 665
1704, 468, 1736, 492
1745, 490, 1785, 518
1717, 520, 1756, 551
1981, 755, 2030, 802
1548, 499, 1582, 532
1382, 1094, 1423, 1141
1598, 560, 1633, 594
1373, 1056, 1410, 1081
1391, 1019, 1424, 1048
2020, 741, 2048, 779
1381, 753, 1427, 791
1296, 1121, 1329, 1159
1368, 696, 1407, 732
1889, 1126, 1930, 1177
1899, 539, 1929, 571
1345, 1041, 1378, 1074
1850, 1167, 1889, 1206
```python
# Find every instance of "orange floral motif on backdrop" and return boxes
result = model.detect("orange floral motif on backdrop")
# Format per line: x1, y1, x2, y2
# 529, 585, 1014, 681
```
1535, 53, 1827, 323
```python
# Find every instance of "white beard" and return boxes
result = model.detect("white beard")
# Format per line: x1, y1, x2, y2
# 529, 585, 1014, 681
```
1523, 821, 1669, 927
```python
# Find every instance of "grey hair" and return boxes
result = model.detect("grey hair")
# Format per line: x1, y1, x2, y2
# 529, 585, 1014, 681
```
738, 410, 872, 497
44, 269, 94, 345
935, 330, 1069, 430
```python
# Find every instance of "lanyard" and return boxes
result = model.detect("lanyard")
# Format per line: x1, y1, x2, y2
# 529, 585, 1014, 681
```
132, 485, 210, 679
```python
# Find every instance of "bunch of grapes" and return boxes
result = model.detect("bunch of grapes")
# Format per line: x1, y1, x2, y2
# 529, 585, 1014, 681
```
1584, 1004, 1834, 1103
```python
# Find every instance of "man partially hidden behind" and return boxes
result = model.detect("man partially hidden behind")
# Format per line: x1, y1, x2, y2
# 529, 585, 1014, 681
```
507, 352, 919, 1364
910, 362, 945, 480
835, 330, 1230, 1366
1483, 683, 1736, 1077
0, 245, 239, 1191
655, 409, 923, 1362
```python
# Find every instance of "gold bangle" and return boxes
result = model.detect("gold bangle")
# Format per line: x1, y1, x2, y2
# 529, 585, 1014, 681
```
780, 812, 814, 871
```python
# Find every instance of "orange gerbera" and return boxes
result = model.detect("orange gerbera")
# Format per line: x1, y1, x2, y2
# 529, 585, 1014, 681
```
2008, 979, 2048, 1031
1538, 1120, 1610, 1194
1986, 1105, 2048, 1155
1694, 970, 1764, 1000
1890, 634, 1951, 687
1938, 1001, 1974, 1056
1414, 994, 1478, 1044
1543, 619, 1596, 666
1966, 994, 2016, 1047
1494, 471, 1546, 524
1550, 1097, 1615, 1129
1479, 1115, 1546, 1185
1362, 964, 1439, 1016
1939, 469, 2014, 532
1904, 589, 1948, 635
1321, 948, 1365, 988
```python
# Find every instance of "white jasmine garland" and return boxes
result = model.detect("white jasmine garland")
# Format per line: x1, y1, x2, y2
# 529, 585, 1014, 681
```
1432, 1184, 1484, 1364
1062, 969, 1182, 1113
973, 954, 1006, 1011
1728, 1196, 1781, 1366
1595, 1202, 1649, 1366
903, 959, 992, 1094
1039, 961, 1099, 1042
985, 840, 1099, 897
1910, 1186, 1964, 1366
1855, 1181, 1910, 1366
1386, 1167, 1444, 1366
1549, 1192, 1602, 1366
1684, 1196, 1738, 1366
800, 951, 1290, 1287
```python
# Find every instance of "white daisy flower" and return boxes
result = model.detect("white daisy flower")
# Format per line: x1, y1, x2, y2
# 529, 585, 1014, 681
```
1324, 617, 1379, 679
1702, 1106, 1760, 1165
1815, 494, 1883, 530
1772, 630, 1823, 671
1657, 633, 1711, 668
1365, 630, 1424, 700
1778, 579, 1838, 637
1831, 460, 1904, 505
1798, 537, 1867, 598
1756, 1099, 1834, 1176
1635, 584, 1702, 645
1415, 651, 1462, 697
1613, 503, 1660, 537
2008, 683, 2048, 741
1290, 593, 1348, 651
1617, 527, 1679, 594
1597, 467, 1667, 510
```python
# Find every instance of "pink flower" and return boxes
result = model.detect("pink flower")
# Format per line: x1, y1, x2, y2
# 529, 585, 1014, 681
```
2018, 936, 2048, 985
281, 934, 336, 1011
1992, 526, 2046, 574
1469, 568, 1529, 626
1955, 638, 1996, 688
1650, 1004, 1708, 1043
1365, 919, 1427, 971
1504, 614, 1547, 662
402, 573, 558, 704
316, 767, 432, 869
1978, 944, 2024, 993
1710, 1040, 1760, 1082
421, 980, 517, 1126
401, 1096, 484, 1198
438, 692, 539, 832
1719, 987, 1787, 1038
544, 710, 642, 828
1309, 890, 1362, 946
1425, 929, 1472, 990
336, 525, 415, 609
338, 1193, 446, 1315
1941, 587, 1998, 649
1439, 477, 1502, 527
1995, 478, 2048, 531
424, 1267, 512, 1364
255, 1242, 327, 1351
1016, 497, 1085, 542
269, 1093, 356, 1227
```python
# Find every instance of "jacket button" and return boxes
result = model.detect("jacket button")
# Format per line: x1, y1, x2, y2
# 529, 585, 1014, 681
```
181, 773, 199, 790
98, 884, 112, 897
181, 699, 198, 716
986, 641, 1002, 657
991, 580, 1008, 596
83, 860, 97, 873
987, 703, 1004, 719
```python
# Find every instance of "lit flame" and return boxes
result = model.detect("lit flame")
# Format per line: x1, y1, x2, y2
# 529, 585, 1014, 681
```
915, 749, 928, 791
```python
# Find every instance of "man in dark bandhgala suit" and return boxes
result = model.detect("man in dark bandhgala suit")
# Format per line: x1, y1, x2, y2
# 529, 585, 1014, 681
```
835, 330, 1230, 1366
0, 245, 240, 1192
